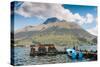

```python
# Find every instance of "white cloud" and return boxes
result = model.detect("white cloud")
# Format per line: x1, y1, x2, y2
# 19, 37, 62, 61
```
15, 2, 68, 20
96, 17, 98, 24
74, 13, 86, 25
87, 25, 98, 36
85, 13, 94, 23
86, 17, 98, 36
15, 2, 95, 26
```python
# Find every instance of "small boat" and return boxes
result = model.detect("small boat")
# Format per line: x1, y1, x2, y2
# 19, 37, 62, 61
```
66, 48, 97, 61
66, 49, 77, 60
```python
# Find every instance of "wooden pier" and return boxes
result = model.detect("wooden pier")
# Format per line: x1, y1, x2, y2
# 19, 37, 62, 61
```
30, 44, 60, 56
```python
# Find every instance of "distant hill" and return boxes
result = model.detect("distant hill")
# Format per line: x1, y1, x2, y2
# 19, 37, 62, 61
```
14, 17, 97, 46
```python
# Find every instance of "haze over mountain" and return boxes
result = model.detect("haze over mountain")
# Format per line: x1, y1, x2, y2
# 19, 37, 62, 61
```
14, 17, 97, 46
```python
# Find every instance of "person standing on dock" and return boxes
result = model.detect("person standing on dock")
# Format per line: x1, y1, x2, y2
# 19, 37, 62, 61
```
77, 50, 83, 61
71, 51, 77, 62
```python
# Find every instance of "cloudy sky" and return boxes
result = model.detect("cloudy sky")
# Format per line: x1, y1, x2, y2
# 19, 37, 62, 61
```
11, 1, 97, 36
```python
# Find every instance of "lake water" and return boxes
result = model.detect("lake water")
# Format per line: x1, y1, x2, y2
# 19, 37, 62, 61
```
13, 45, 97, 66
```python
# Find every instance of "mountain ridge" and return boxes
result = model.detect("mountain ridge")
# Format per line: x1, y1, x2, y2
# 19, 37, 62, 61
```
43, 17, 61, 24
14, 17, 97, 46
15, 17, 82, 33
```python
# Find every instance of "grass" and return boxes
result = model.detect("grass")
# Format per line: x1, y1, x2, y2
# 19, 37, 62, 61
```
15, 34, 94, 47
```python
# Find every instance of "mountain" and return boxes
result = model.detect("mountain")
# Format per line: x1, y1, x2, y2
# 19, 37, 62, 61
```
15, 17, 81, 33
14, 17, 97, 46
43, 17, 61, 24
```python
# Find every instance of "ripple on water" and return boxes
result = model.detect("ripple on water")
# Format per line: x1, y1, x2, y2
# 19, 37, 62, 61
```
13, 45, 97, 66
